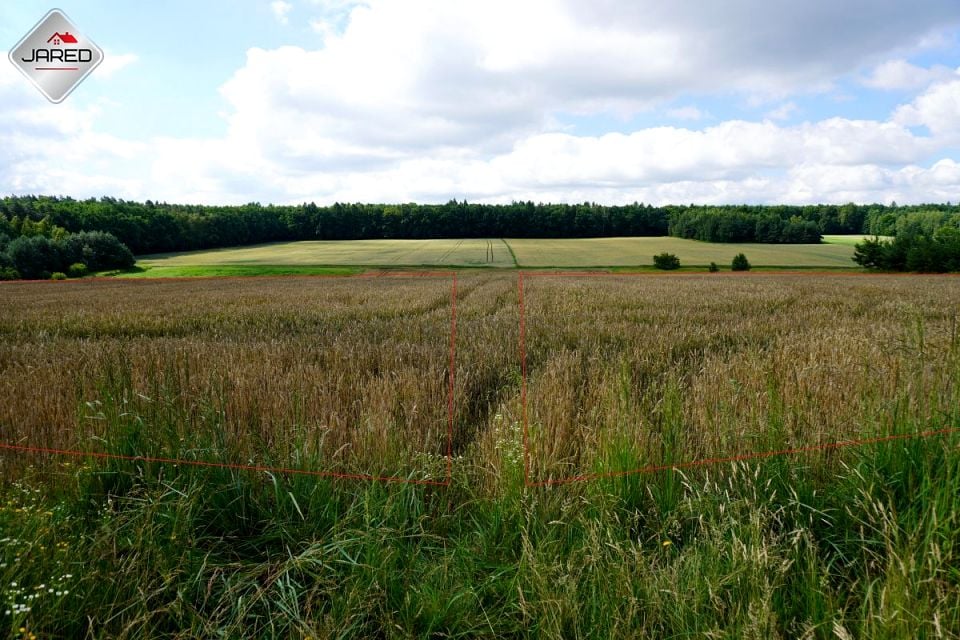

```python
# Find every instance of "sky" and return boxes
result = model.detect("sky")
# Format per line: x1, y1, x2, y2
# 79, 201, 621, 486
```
1, 0, 960, 206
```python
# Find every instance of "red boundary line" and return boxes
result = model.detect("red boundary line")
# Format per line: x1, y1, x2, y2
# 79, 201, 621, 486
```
518, 270, 960, 486
1, 272, 458, 486
524, 270, 960, 279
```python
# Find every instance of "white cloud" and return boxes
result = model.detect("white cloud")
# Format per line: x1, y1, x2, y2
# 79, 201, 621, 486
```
2, 1, 960, 206
893, 78, 960, 141
213, 0, 960, 167
765, 102, 798, 121
667, 106, 707, 121
271, 0, 293, 25
309, 19, 335, 40
862, 59, 958, 90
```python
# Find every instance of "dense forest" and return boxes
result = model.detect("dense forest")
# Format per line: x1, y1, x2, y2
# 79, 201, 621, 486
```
1, 196, 960, 277
2, 195, 960, 255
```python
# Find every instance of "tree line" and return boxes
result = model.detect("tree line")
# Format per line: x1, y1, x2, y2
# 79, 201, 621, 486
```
2, 196, 960, 275
3, 195, 959, 256
851, 208, 960, 273
854, 228, 960, 272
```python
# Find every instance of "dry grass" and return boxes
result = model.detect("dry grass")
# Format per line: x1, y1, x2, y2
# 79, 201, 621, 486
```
0, 277, 464, 480
523, 274, 960, 481
3, 273, 956, 485
1, 273, 959, 639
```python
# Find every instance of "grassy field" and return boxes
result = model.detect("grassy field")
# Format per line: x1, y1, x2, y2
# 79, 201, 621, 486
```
507, 237, 858, 267
822, 234, 893, 246
134, 236, 863, 272
139, 238, 516, 269
1, 273, 958, 638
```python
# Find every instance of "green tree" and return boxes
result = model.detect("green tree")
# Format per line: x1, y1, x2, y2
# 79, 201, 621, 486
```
7, 235, 62, 279
852, 236, 889, 270
731, 253, 751, 271
59, 231, 135, 271
653, 253, 681, 270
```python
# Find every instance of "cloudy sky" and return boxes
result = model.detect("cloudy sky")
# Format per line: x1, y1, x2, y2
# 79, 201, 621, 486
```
2, 0, 960, 205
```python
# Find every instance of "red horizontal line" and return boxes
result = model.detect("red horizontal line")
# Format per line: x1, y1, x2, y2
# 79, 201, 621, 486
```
0, 442, 449, 486
525, 426, 960, 486
522, 270, 960, 278
35, 67, 78, 70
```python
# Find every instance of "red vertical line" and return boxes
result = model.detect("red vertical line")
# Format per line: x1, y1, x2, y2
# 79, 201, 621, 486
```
447, 272, 457, 485
519, 271, 530, 486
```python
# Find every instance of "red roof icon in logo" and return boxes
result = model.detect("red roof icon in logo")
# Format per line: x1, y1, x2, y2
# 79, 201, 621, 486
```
47, 32, 78, 45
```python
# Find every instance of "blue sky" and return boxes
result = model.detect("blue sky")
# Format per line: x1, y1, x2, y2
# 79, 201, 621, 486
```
2, 0, 959, 205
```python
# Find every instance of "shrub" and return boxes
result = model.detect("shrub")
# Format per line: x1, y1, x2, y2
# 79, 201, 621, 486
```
653, 252, 681, 270
0, 266, 19, 280
708, 262, 719, 272
59, 231, 135, 271
852, 236, 888, 269
67, 262, 88, 278
50, 271, 67, 280
7, 235, 63, 280
731, 253, 751, 271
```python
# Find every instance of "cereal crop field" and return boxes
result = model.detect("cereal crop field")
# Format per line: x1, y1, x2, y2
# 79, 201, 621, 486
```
131, 235, 867, 275
1, 273, 958, 638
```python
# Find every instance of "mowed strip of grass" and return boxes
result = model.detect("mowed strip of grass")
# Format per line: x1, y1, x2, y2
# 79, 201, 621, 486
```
506, 236, 859, 267
138, 238, 516, 268
822, 234, 893, 246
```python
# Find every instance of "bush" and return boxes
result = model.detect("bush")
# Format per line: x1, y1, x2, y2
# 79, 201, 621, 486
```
50, 271, 67, 280
7, 235, 63, 279
731, 253, 751, 271
67, 262, 88, 278
852, 236, 888, 269
708, 262, 719, 272
0, 266, 19, 280
59, 231, 135, 271
653, 252, 681, 270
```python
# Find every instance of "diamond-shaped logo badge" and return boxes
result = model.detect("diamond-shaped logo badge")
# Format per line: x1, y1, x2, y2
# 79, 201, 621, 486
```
8, 8, 103, 103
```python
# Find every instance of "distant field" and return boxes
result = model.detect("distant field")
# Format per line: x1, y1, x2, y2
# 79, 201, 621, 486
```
139, 238, 515, 268
507, 237, 858, 267
822, 234, 893, 246
135, 236, 863, 271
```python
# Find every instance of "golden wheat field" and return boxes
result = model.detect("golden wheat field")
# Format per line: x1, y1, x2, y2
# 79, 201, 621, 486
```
1, 273, 957, 486
2, 273, 960, 638
522, 273, 960, 483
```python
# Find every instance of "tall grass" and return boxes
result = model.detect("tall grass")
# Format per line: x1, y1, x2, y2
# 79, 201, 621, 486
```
0, 274, 958, 638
